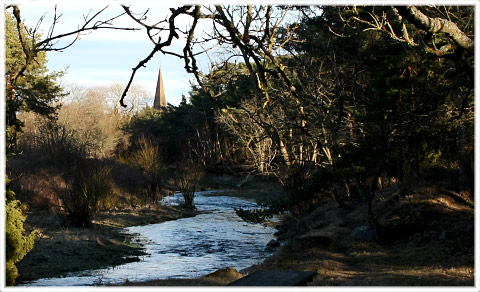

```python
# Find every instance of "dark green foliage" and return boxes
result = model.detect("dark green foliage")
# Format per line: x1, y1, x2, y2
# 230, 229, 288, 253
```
124, 90, 233, 171
123, 106, 163, 147
3, 7, 474, 284
5, 175, 36, 286
125, 104, 193, 164
229, 7, 473, 224
5, 12, 66, 153
234, 207, 273, 224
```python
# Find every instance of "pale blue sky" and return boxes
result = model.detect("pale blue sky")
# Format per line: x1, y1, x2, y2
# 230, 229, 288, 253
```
17, 2, 197, 106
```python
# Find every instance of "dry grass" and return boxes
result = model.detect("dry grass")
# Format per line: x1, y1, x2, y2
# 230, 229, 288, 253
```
244, 182, 474, 286
93, 205, 198, 228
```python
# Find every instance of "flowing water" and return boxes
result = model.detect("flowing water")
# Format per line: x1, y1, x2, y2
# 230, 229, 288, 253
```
24, 191, 277, 286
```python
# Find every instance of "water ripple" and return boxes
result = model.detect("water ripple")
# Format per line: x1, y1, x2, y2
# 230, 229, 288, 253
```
24, 191, 277, 286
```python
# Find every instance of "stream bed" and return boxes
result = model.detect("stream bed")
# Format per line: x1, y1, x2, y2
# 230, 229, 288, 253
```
25, 191, 277, 286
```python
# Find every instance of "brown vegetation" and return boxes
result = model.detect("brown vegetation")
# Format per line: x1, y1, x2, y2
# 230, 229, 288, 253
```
243, 176, 474, 286
175, 158, 205, 209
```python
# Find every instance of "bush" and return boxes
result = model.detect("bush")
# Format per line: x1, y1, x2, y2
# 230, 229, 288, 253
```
5, 175, 36, 286
61, 160, 113, 227
129, 137, 165, 204
234, 207, 273, 223
175, 159, 204, 209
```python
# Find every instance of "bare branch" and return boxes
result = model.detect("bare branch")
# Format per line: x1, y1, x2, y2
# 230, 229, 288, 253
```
243, 5, 252, 43
121, 5, 166, 45
7, 3, 140, 85
37, 6, 138, 52
9, 5, 33, 83
395, 5, 473, 54
120, 5, 194, 107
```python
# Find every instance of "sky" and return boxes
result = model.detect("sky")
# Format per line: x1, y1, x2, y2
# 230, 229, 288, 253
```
16, 2, 199, 107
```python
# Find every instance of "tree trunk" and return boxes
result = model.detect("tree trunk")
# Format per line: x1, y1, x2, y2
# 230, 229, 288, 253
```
457, 126, 468, 192
311, 141, 318, 165
344, 179, 352, 199
333, 182, 353, 210
279, 139, 291, 166
353, 175, 379, 235
366, 174, 380, 239
183, 191, 195, 209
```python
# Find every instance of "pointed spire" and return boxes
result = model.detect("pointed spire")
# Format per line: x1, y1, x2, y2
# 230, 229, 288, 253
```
153, 65, 166, 110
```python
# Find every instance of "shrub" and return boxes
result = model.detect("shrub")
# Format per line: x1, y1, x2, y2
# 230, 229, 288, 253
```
129, 137, 165, 204
5, 175, 36, 286
175, 159, 204, 209
234, 207, 273, 223
61, 160, 113, 227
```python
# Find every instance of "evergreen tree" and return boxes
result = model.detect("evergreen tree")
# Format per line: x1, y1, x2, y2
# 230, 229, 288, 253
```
5, 11, 65, 153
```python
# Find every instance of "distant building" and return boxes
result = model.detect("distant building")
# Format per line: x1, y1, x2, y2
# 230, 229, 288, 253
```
153, 66, 166, 110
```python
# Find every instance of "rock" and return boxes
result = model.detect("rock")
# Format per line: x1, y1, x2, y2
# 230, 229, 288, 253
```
351, 226, 376, 241
267, 239, 280, 247
205, 267, 243, 279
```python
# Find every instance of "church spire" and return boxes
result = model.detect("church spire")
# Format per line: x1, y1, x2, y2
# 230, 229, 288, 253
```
153, 66, 166, 110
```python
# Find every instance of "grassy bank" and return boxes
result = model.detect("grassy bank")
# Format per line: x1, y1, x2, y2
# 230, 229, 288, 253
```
15, 173, 274, 284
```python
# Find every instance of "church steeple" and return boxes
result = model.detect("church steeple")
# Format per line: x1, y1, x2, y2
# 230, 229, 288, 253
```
153, 66, 166, 110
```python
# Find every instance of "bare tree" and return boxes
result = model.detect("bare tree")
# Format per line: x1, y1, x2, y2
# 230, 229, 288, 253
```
119, 5, 303, 108
339, 5, 474, 57
6, 4, 137, 86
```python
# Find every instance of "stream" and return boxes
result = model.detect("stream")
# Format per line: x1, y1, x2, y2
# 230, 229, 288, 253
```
25, 190, 277, 286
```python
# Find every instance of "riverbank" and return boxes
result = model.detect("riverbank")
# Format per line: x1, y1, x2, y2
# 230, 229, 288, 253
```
17, 175, 474, 287
17, 204, 198, 283
121, 177, 475, 286
119, 267, 244, 286
16, 174, 282, 285
244, 196, 474, 286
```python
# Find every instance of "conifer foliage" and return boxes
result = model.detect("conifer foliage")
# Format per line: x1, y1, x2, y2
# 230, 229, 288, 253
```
5, 176, 36, 286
